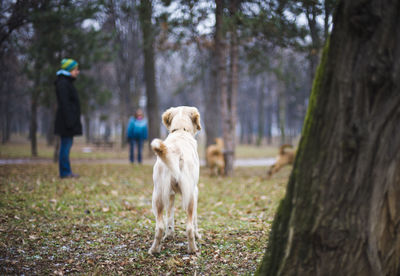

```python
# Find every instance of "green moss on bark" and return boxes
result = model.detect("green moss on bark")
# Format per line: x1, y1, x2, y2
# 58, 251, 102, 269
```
256, 38, 331, 276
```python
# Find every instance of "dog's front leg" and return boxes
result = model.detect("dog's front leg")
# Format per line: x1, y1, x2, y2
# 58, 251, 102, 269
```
149, 194, 164, 254
163, 193, 175, 240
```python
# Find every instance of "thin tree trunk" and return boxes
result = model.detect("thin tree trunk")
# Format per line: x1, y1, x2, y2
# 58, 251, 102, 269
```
84, 114, 90, 143
53, 136, 59, 163
257, 76, 265, 146
1, 70, 12, 144
226, 0, 239, 169
239, 115, 245, 144
120, 116, 127, 147
2, 98, 11, 144
204, 49, 220, 149
219, 0, 239, 176
46, 106, 56, 146
246, 116, 253, 144
306, 5, 322, 83
258, 1, 400, 275
215, 0, 229, 175
265, 88, 273, 145
30, 91, 38, 157
277, 86, 286, 144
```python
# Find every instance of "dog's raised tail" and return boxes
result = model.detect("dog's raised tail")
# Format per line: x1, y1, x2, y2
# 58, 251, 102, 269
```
151, 139, 180, 180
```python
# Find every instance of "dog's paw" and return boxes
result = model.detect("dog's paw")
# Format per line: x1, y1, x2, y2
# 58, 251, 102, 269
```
163, 225, 175, 240
163, 232, 175, 241
148, 246, 161, 255
187, 247, 198, 254
187, 243, 198, 254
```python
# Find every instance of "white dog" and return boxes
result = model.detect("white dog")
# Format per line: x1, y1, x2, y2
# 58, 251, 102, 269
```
149, 106, 202, 254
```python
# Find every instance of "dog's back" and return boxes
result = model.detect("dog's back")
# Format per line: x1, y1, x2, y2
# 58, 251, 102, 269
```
151, 132, 199, 182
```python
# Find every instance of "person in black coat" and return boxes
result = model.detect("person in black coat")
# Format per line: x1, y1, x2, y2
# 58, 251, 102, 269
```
55, 58, 82, 178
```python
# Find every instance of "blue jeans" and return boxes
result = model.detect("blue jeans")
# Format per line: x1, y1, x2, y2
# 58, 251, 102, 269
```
129, 138, 143, 163
59, 136, 73, 177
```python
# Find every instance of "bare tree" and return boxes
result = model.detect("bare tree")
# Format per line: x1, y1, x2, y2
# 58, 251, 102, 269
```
108, 0, 142, 147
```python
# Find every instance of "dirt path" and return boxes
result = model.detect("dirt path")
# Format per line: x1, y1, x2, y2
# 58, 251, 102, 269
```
0, 157, 276, 167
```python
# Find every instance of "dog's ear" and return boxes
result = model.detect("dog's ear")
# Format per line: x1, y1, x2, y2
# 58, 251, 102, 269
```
190, 107, 201, 131
162, 108, 174, 130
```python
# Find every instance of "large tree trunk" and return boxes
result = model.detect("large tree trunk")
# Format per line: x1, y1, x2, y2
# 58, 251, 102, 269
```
139, 0, 159, 145
258, 1, 400, 275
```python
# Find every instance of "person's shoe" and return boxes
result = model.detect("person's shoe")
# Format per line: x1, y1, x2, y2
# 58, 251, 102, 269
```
60, 173, 80, 179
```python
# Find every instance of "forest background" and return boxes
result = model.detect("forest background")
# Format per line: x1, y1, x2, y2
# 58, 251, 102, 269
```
0, 0, 335, 174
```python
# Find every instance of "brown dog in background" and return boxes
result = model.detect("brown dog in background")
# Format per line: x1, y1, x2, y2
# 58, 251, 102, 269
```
206, 137, 225, 176
267, 144, 295, 178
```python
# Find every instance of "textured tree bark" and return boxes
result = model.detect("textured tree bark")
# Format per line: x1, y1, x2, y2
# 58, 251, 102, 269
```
204, 50, 220, 150
258, 1, 400, 275
219, 0, 239, 176
139, 0, 160, 144
214, 0, 230, 175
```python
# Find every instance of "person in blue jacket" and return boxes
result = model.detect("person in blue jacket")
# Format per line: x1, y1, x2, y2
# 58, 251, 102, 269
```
126, 109, 148, 163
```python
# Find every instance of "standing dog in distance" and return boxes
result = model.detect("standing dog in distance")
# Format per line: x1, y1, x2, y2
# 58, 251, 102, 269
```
206, 137, 225, 176
149, 106, 202, 254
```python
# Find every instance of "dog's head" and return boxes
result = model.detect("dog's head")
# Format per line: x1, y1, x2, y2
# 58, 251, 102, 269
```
162, 106, 201, 135
215, 137, 224, 148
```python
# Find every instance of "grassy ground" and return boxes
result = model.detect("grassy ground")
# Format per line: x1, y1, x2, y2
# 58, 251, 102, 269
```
0, 137, 130, 160
0, 136, 280, 160
0, 163, 291, 275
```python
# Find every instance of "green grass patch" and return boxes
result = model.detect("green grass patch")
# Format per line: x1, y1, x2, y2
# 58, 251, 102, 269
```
0, 136, 286, 160
0, 163, 290, 274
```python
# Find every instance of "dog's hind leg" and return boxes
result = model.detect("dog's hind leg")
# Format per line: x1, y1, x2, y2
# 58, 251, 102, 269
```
185, 194, 198, 253
193, 187, 201, 240
149, 192, 164, 254
163, 192, 175, 240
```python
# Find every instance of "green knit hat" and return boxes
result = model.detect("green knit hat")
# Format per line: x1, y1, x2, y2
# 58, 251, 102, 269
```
61, 58, 78, 71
